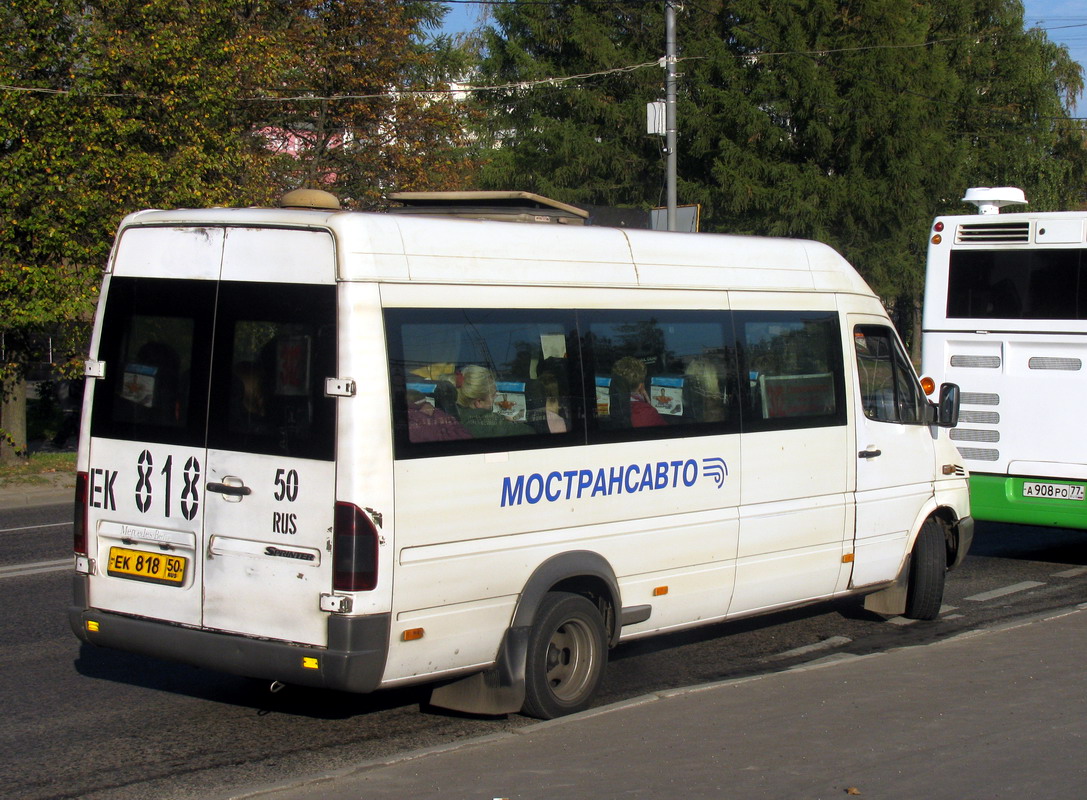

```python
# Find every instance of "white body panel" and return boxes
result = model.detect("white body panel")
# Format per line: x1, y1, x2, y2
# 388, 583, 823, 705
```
75, 206, 967, 695
921, 207, 1087, 482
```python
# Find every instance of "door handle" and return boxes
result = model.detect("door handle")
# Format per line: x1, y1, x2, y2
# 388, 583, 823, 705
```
207, 481, 252, 497
858, 448, 882, 460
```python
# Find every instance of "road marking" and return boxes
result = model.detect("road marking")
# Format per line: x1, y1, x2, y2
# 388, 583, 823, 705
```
0, 522, 71, 535
0, 559, 70, 579
964, 581, 1045, 602
1052, 566, 1087, 578
773, 635, 852, 660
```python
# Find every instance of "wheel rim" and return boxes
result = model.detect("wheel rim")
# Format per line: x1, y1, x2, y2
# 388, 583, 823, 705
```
544, 616, 598, 703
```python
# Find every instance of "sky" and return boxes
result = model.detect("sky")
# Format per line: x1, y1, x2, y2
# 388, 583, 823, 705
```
441, 1, 1087, 110
1021, 0, 1087, 109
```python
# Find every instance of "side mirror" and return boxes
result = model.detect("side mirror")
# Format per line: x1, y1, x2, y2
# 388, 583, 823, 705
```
935, 382, 960, 428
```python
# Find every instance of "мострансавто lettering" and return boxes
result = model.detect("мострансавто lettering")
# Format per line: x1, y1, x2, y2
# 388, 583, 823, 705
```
501, 457, 728, 507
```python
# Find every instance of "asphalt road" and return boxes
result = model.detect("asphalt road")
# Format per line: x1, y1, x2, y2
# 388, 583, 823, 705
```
2, 502, 1085, 800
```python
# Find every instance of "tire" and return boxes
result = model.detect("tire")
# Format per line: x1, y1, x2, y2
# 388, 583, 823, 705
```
903, 518, 946, 620
521, 591, 608, 720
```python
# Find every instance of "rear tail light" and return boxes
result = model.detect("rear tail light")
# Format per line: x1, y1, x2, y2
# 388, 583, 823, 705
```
333, 502, 378, 591
74, 471, 89, 555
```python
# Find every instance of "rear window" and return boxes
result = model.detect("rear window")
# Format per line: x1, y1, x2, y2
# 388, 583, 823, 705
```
947, 248, 1087, 320
91, 276, 214, 448
91, 276, 336, 460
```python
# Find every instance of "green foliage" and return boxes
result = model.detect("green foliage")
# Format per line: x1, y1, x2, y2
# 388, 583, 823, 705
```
474, 0, 1087, 327
0, 0, 480, 455
477, 1, 668, 207
0, 0, 283, 384
256, 0, 481, 207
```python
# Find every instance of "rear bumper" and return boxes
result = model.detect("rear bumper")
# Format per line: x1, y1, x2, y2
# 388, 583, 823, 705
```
69, 577, 389, 693
970, 473, 1087, 530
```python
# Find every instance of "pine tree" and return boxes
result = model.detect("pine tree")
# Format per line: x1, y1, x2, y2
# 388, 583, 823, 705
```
475, 0, 1086, 350
476, 0, 672, 207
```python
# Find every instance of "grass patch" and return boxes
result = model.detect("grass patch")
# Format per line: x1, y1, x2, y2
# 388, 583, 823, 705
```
0, 451, 78, 483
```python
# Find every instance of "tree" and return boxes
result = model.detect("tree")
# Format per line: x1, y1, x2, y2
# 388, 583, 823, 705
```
476, 1, 670, 207
474, 0, 1086, 350
0, 1, 482, 461
0, 0, 282, 462
254, 0, 481, 208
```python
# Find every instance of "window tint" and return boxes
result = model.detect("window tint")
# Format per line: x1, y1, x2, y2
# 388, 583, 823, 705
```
206, 282, 337, 460
854, 325, 925, 425
947, 249, 1087, 320
582, 310, 738, 440
90, 277, 336, 460
385, 309, 581, 458
386, 307, 849, 459
734, 311, 846, 432
91, 277, 215, 448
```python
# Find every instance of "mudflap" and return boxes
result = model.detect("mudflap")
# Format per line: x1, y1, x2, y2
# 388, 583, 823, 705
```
862, 561, 910, 616
429, 626, 529, 716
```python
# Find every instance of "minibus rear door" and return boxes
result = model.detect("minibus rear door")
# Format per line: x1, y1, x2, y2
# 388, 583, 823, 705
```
199, 228, 338, 646
86, 225, 338, 647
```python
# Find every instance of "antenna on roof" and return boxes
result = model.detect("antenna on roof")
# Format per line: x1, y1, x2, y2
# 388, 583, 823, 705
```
962, 187, 1028, 215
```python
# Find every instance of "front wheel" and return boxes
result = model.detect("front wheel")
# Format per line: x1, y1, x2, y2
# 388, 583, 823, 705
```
903, 518, 946, 620
521, 592, 608, 720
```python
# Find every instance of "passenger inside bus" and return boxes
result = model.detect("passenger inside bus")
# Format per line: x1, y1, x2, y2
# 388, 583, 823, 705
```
611, 356, 666, 428
230, 360, 268, 434
455, 365, 534, 439
406, 388, 471, 442
529, 371, 568, 433
119, 340, 184, 427
684, 357, 727, 423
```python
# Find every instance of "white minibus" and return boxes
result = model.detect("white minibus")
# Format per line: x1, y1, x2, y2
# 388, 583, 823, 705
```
70, 190, 972, 719
922, 187, 1087, 530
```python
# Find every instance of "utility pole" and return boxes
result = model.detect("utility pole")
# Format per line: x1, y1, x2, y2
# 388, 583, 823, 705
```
664, 0, 678, 231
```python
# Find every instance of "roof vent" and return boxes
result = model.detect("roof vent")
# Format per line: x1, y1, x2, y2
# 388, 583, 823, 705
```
279, 189, 341, 211
962, 187, 1027, 215
387, 191, 590, 225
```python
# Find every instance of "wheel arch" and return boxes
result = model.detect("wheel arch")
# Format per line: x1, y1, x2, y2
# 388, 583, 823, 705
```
427, 549, 621, 716
511, 550, 622, 647
931, 504, 974, 570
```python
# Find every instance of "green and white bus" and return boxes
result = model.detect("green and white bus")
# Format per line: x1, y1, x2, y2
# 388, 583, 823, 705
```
922, 187, 1087, 529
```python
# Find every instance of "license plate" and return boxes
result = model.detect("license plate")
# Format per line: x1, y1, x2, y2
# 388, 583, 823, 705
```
107, 546, 188, 586
1022, 482, 1086, 501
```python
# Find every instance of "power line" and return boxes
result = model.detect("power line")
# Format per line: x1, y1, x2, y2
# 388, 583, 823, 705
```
1, 25, 1083, 121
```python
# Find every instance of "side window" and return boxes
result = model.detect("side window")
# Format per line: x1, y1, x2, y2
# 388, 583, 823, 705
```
385, 309, 580, 458
206, 282, 337, 460
90, 276, 215, 447
854, 325, 925, 425
583, 310, 738, 440
734, 310, 846, 431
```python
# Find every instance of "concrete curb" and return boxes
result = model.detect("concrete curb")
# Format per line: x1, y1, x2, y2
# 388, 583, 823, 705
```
0, 478, 75, 510
222, 603, 1087, 800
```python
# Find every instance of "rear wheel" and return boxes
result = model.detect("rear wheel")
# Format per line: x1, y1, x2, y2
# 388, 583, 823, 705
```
521, 591, 607, 720
904, 518, 946, 620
